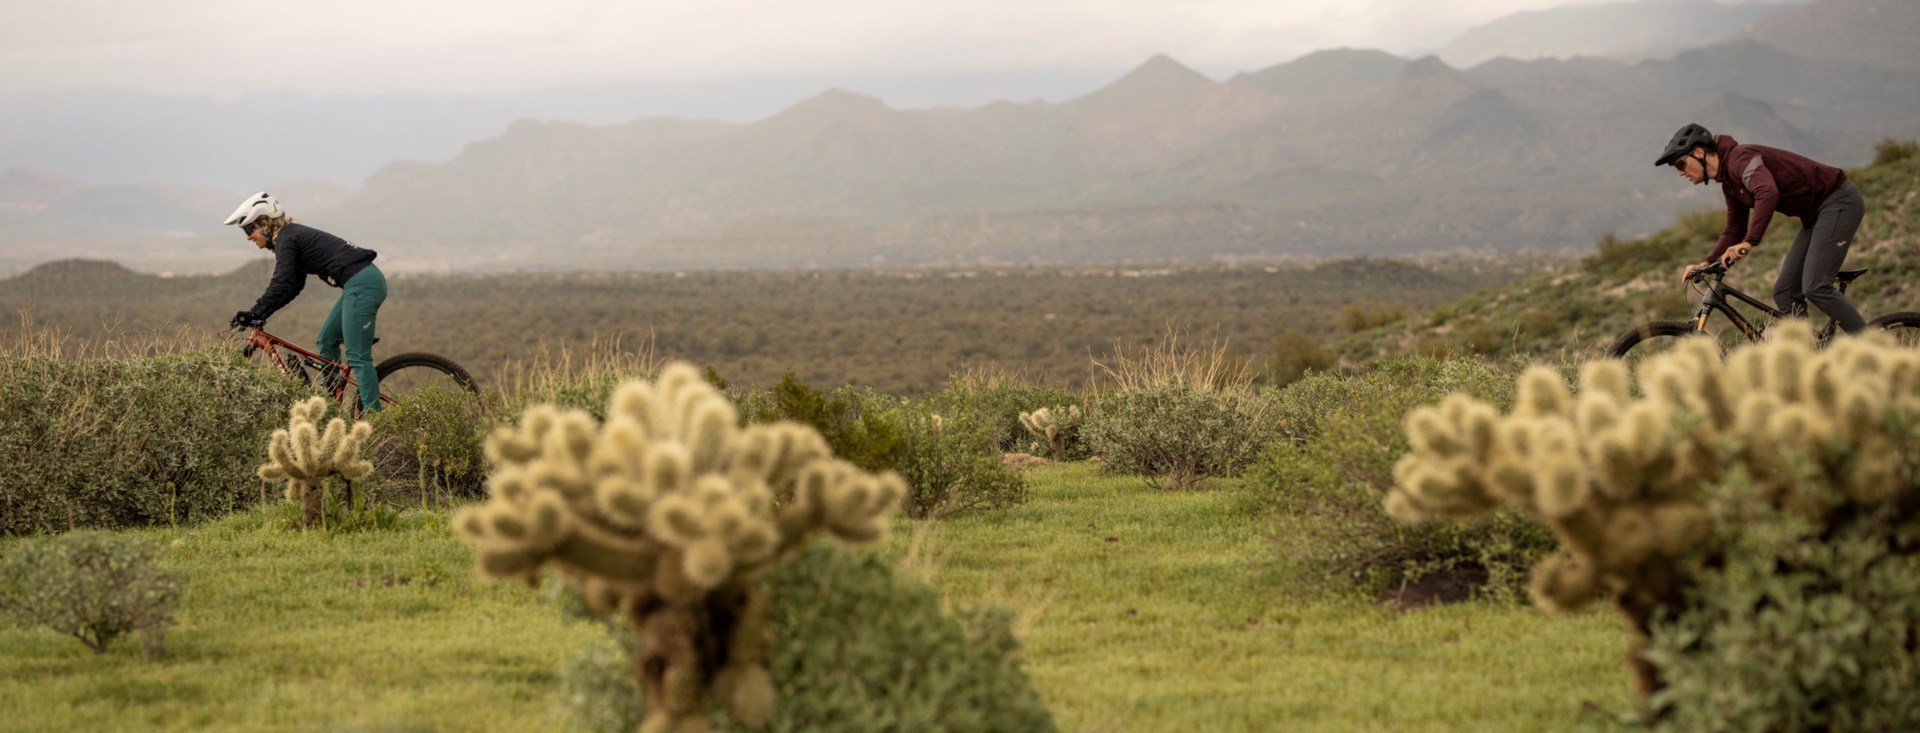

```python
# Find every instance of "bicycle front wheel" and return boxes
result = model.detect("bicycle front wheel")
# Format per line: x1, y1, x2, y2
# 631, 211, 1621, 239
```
1606, 320, 1704, 359
375, 352, 478, 402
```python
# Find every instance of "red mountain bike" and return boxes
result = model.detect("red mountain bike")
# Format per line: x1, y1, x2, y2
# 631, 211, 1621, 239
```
236, 326, 477, 408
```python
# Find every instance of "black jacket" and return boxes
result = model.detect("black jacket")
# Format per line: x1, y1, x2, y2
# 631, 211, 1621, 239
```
247, 223, 378, 319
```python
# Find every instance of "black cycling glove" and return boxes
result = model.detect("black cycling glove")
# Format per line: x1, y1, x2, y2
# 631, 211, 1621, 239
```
230, 310, 264, 328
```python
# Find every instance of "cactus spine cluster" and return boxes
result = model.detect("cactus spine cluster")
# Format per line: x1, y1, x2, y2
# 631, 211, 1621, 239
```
1385, 323, 1920, 695
1019, 405, 1081, 458
455, 362, 905, 733
257, 396, 374, 527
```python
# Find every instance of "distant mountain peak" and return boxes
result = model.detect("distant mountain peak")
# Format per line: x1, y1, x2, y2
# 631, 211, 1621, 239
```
1067, 53, 1223, 112
759, 87, 897, 128
1112, 54, 1211, 89
1296, 47, 1405, 64
1401, 56, 1462, 81
798, 87, 890, 110
1231, 48, 1409, 97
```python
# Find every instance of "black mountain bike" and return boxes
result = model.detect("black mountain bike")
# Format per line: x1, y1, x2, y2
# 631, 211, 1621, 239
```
1608, 262, 1920, 358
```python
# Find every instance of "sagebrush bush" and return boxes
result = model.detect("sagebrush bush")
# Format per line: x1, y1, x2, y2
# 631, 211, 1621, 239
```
737, 375, 1027, 519
0, 348, 306, 535
1452, 316, 1502, 356
736, 373, 908, 473
366, 384, 493, 501
1085, 383, 1278, 490
560, 542, 1056, 733
1385, 323, 1920, 699
890, 404, 1029, 519
1266, 329, 1335, 388
455, 363, 905, 732
1249, 357, 1550, 600
1871, 137, 1918, 166
1338, 302, 1407, 333
1646, 480, 1920, 732
0, 531, 184, 655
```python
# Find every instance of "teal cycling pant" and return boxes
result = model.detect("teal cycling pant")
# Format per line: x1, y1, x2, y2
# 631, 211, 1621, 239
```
315, 265, 388, 411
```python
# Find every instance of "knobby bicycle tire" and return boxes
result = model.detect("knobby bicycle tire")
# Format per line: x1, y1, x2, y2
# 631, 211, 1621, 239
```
375, 352, 479, 394
1606, 320, 1701, 358
1868, 311, 1920, 330
1868, 312, 1920, 343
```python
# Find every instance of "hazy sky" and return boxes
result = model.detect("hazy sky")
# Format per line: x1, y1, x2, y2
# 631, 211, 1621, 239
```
2, 0, 1791, 96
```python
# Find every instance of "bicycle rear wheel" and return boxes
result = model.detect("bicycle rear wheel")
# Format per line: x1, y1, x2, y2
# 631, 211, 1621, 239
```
375, 352, 478, 401
1867, 312, 1920, 347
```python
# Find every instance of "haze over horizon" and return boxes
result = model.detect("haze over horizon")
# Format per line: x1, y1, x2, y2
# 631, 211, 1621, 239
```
3, 0, 1799, 98
10, 0, 1912, 276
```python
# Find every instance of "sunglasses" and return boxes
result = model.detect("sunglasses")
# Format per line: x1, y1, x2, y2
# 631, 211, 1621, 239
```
1670, 157, 1691, 172
242, 221, 259, 235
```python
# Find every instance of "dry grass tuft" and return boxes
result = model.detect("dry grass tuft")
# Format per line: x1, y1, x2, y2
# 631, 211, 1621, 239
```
1091, 325, 1254, 394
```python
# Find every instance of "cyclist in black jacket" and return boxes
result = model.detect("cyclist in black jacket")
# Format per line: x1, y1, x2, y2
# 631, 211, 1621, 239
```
226, 192, 389, 411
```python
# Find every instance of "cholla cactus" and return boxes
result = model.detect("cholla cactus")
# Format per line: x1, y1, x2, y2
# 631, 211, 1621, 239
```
1384, 322, 1920, 696
1019, 405, 1082, 458
455, 362, 905, 733
258, 396, 374, 527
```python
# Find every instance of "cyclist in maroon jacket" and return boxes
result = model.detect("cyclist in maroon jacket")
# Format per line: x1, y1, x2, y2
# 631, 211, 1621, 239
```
1656, 123, 1867, 333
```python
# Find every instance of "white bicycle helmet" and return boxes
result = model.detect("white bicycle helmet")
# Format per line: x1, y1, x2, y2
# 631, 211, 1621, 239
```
223, 192, 283, 228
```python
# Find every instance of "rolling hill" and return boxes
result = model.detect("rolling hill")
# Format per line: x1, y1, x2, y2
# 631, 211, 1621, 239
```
1338, 143, 1920, 362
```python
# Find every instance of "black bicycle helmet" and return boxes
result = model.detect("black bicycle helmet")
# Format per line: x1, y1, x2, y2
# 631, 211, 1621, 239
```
1655, 123, 1716, 167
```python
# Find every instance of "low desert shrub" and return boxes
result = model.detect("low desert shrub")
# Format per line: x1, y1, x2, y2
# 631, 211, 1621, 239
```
1871, 137, 1919, 166
932, 372, 1084, 455
737, 373, 908, 473
0, 531, 184, 655
889, 404, 1029, 519
738, 375, 1025, 518
1338, 302, 1407, 333
558, 542, 1056, 733
366, 384, 493, 501
1250, 356, 1550, 600
0, 348, 305, 535
1266, 329, 1335, 387
1453, 316, 1503, 356
1085, 383, 1279, 490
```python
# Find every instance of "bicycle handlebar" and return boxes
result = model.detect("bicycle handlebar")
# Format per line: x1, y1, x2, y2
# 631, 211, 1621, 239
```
1688, 261, 1728, 283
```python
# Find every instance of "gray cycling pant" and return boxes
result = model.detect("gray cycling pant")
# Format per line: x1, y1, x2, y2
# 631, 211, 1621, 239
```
1773, 180, 1867, 333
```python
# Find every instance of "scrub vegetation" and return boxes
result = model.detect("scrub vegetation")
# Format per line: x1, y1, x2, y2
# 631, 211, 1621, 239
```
1, 148, 1916, 731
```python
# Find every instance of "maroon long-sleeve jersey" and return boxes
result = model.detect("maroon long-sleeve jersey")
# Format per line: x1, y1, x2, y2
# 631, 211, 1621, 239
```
1704, 134, 1849, 264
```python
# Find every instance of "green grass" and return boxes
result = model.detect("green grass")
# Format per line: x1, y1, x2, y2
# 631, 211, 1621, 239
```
0, 510, 601, 732
2, 465, 1630, 732
892, 463, 1628, 732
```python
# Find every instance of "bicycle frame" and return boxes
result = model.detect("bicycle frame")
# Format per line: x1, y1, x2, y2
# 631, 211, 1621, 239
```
1688, 270, 1843, 344
240, 328, 397, 407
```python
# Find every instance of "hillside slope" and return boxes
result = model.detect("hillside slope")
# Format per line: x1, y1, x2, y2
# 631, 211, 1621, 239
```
1339, 146, 1920, 362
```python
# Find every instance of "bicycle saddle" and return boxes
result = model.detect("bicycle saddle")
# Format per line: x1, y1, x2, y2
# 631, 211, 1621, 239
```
1838, 268, 1868, 283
